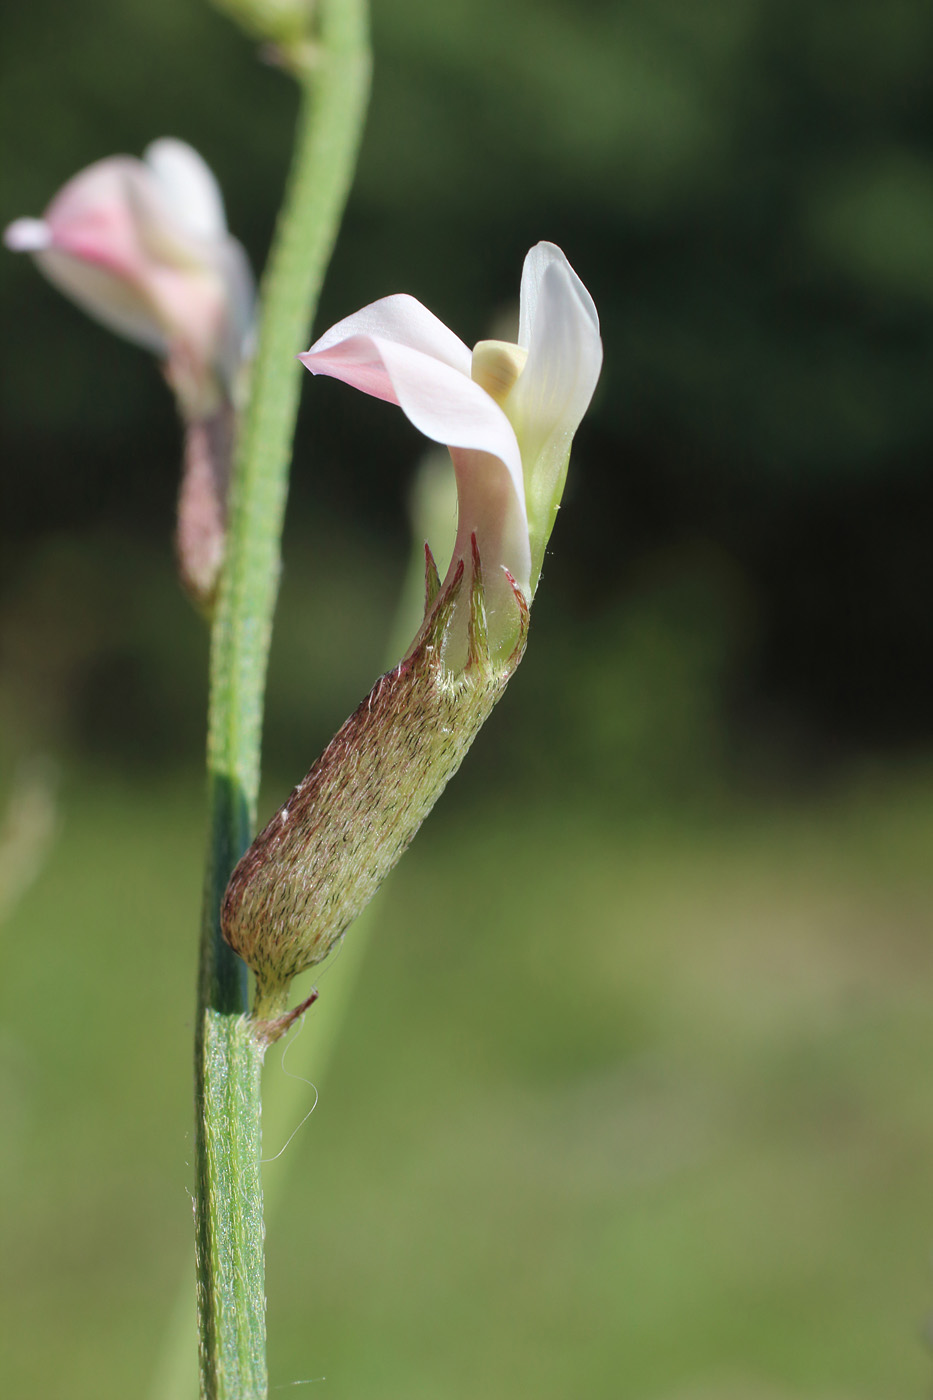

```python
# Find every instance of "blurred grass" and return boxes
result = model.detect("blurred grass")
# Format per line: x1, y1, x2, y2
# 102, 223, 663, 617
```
2, 748, 932, 1397
1, 514, 932, 1396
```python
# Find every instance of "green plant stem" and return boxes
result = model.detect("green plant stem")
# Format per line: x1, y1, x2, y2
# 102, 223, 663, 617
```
193, 6, 371, 1398
150, 528, 438, 1400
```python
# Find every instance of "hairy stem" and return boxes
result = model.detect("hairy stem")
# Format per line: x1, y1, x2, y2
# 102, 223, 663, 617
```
193, 6, 371, 1397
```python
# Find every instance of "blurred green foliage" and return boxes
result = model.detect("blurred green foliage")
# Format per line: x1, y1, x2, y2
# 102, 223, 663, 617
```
2, 766, 933, 1397
2, 2, 933, 1396
2, 0, 933, 764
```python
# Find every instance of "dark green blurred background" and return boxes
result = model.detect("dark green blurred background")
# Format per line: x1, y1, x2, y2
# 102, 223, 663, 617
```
2, 2, 933, 1397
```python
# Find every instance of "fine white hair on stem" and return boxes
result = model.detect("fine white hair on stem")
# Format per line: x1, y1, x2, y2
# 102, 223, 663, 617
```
261, 1020, 320, 1164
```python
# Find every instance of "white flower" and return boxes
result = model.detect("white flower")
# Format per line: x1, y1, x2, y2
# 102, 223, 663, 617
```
300, 242, 601, 655
4, 139, 253, 419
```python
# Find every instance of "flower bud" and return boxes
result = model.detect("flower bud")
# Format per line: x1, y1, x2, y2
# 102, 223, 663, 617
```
222, 537, 528, 1035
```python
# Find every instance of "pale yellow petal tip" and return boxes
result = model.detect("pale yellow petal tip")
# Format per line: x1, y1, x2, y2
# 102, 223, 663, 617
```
471, 339, 528, 404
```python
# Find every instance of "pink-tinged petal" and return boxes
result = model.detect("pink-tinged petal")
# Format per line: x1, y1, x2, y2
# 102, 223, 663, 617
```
42, 158, 151, 278
34, 246, 170, 356
25, 156, 178, 353
304, 332, 525, 523
449, 447, 533, 617
509, 243, 602, 582
144, 139, 228, 241
302, 312, 532, 600
303, 294, 472, 400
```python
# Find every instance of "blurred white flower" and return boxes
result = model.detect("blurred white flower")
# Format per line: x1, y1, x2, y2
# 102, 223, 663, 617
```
5, 139, 254, 420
